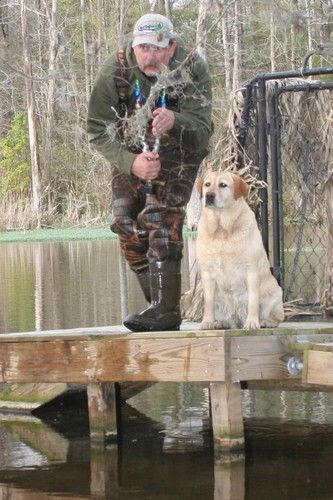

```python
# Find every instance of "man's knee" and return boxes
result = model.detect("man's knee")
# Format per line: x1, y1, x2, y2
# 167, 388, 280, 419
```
148, 228, 184, 261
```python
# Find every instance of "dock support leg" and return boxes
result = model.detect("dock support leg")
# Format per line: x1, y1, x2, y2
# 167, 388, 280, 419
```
210, 382, 244, 453
90, 443, 119, 499
214, 455, 245, 499
87, 382, 118, 443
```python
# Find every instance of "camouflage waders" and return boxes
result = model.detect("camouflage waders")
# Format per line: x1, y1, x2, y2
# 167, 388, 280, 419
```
111, 149, 207, 331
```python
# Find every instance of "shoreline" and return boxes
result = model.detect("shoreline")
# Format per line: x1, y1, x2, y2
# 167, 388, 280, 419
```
0, 227, 114, 243
0, 226, 196, 243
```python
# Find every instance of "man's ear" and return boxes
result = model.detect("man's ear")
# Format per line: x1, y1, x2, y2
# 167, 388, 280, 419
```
197, 178, 204, 198
168, 40, 177, 58
232, 173, 250, 199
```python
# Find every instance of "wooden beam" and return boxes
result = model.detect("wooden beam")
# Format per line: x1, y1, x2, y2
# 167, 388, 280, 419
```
230, 335, 296, 382
304, 349, 333, 386
2, 326, 333, 387
0, 337, 225, 383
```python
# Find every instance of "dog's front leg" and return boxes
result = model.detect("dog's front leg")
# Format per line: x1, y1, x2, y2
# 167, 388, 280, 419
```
201, 272, 216, 330
244, 267, 260, 329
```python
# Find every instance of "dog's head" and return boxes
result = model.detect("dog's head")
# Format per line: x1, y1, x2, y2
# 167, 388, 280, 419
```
197, 171, 250, 209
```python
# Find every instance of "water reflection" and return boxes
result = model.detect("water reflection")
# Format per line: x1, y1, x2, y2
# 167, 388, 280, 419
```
0, 231, 327, 333
0, 235, 333, 498
2, 395, 333, 499
0, 238, 192, 333
0, 381, 332, 498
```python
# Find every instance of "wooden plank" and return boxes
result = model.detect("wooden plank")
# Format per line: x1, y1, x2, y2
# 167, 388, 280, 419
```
230, 336, 295, 382
0, 320, 332, 343
2, 325, 333, 386
305, 349, 333, 386
0, 337, 225, 383
210, 382, 244, 452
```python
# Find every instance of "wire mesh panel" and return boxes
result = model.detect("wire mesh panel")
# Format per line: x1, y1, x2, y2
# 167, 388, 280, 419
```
238, 73, 333, 314
276, 86, 333, 305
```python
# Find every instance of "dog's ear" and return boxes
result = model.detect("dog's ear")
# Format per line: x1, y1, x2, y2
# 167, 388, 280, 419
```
232, 174, 250, 199
197, 178, 204, 198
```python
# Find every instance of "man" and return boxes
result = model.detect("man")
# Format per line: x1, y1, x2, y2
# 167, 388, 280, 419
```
87, 13, 212, 332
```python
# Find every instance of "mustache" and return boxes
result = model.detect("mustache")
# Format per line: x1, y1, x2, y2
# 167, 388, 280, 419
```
144, 62, 159, 68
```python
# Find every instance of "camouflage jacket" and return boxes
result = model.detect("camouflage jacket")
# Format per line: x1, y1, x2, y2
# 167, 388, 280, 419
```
87, 37, 212, 175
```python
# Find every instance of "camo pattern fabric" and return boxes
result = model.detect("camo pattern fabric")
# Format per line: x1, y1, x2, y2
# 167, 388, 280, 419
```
110, 148, 206, 272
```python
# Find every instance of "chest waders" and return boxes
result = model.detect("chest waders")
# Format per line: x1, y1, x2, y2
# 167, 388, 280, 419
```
111, 50, 207, 331
111, 149, 206, 332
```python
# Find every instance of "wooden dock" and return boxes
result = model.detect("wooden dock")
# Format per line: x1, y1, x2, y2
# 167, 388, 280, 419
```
1, 321, 333, 453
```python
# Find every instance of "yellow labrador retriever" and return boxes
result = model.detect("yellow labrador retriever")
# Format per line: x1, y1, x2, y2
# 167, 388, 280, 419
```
197, 171, 284, 330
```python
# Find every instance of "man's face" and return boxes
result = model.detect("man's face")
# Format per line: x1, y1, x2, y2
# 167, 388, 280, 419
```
133, 42, 177, 77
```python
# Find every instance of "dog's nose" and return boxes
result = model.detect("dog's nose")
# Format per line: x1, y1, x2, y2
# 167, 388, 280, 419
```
205, 192, 215, 206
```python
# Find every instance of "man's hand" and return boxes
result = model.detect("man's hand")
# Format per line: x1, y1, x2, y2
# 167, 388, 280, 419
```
152, 108, 175, 136
131, 152, 161, 181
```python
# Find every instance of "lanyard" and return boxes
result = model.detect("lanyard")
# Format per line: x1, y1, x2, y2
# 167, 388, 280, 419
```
135, 79, 166, 154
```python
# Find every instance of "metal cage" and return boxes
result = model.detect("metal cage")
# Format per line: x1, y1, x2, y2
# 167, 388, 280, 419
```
237, 49, 333, 313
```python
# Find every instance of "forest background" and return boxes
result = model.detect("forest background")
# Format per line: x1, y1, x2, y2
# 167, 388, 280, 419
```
1, 0, 333, 230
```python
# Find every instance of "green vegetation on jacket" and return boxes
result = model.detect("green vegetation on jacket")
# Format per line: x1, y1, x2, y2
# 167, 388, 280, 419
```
87, 37, 212, 175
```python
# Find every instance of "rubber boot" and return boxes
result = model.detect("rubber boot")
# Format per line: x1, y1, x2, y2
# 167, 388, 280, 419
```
136, 268, 151, 303
123, 260, 182, 332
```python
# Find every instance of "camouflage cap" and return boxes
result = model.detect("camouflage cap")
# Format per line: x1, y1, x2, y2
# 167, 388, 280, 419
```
132, 13, 174, 49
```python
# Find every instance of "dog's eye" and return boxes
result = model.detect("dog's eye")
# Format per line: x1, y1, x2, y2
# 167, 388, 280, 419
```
219, 182, 227, 188
204, 182, 211, 187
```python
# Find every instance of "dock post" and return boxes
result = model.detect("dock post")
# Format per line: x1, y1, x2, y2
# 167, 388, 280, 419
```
214, 455, 245, 499
87, 382, 119, 443
210, 382, 244, 453
90, 443, 119, 498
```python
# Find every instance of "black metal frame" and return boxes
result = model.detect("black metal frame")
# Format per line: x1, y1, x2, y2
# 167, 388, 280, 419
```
238, 55, 333, 294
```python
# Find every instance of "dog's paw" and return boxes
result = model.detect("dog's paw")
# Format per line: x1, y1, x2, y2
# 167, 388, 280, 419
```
214, 320, 228, 330
260, 319, 279, 328
200, 321, 223, 330
200, 321, 214, 330
244, 317, 260, 329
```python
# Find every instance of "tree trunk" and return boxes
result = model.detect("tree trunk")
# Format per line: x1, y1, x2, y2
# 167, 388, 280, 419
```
80, 0, 90, 105
97, 0, 103, 67
164, 0, 172, 18
232, 0, 242, 92
196, 0, 210, 61
88, 0, 96, 85
20, 0, 42, 227
216, 0, 232, 95
186, 0, 210, 230
117, 0, 126, 44
305, 0, 313, 68
45, 0, 59, 200
270, 9, 276, 71
290, 20, 296, 69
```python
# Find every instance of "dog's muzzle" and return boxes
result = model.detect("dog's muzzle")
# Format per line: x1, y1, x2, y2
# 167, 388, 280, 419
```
205, 192, 215, 207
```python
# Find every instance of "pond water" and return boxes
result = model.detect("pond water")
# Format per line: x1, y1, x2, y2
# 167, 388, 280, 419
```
0, 235, 333, 499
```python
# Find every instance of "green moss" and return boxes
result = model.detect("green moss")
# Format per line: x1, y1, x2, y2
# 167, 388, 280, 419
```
0, 227, 197, 243
0, 113, 31, 197
217, 427, 244, 440
0, 227, 115, 243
